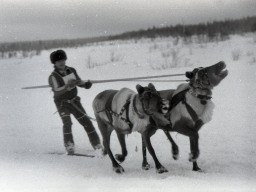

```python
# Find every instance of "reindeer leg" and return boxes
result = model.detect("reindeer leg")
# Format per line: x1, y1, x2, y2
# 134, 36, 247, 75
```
141, 135, 150, 170
96, 116, 124, 173
189, 133, 202, 172
115, 132, 127, 163
142, 126, 168, 174
101, 125, 111, 156
104, 129, 124, 173
163, 130, 179, 160
190, 120, 204, 172
173, 120, 203, 171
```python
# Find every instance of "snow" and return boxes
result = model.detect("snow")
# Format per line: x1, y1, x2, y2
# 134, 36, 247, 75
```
0, 34, 256, 192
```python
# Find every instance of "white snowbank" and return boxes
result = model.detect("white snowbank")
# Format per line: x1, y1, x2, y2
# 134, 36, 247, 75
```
0, 34, 256, 192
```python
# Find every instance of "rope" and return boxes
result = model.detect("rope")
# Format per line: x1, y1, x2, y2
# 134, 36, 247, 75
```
90, 73, 185, 84
21, 73, 185, 89
131, 79, 188, 82
68, 99, 96, 121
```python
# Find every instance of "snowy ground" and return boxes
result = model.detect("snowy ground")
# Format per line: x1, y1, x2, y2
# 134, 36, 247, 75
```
0, 34, 256, 192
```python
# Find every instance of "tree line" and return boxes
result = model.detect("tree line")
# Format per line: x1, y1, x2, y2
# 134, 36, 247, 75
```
0, 16, 255, 58
0, 36, 108, 55
108, 16, 256, 40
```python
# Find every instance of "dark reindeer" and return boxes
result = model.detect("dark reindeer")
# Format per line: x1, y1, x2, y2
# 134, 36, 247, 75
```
92, 83, 170, 173
141, 61, 228, 172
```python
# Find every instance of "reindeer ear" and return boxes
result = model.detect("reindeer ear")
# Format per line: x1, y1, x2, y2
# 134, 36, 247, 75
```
185, 71, 194, 79
136, 84, 145, 95
216, 61, 225, 65
148, 83, 156, 91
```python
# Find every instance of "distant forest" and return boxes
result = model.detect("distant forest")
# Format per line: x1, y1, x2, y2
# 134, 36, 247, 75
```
0, 16, 255, 58
108, 16, 256, 40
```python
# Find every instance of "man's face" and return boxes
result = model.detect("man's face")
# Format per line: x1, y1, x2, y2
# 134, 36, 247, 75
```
55, 60, 66, 70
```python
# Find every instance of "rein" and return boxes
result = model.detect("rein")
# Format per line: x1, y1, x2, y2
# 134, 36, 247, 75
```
61, 96, 96, 121
22, 73, 186, 89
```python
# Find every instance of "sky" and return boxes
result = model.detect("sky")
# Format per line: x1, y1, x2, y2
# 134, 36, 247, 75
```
0, 0, 255, 42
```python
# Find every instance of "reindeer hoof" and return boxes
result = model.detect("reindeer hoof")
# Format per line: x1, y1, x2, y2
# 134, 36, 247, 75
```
156, 166, 168, 174
192, 164, 202, 172
115, 154, 125, 163
193, 167, 203, 172
113, 166, 125, 174
142, 163, 150, 170
172, 153, 179, 160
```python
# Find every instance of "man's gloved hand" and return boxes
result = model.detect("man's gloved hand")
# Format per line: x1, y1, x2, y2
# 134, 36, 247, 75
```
84, 80, 92, 89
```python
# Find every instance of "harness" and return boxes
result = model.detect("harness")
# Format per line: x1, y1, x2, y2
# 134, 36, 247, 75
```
188, 85, 212, 105
107, 99, 133, 129
99, 87, 162, 131
169, 87, 211, 126
61, 96, 96, 121
104, 94, 149, 131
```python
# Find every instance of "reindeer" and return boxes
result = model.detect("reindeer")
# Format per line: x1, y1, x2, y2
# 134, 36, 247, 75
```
92, 83, 171, 173
141, 61, 229, 172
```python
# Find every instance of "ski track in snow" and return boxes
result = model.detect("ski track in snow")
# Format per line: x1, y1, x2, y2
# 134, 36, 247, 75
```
0, 34, 256, 192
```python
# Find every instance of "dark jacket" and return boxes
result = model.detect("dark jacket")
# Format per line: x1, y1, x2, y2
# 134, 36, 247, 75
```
48, 66, 82, 106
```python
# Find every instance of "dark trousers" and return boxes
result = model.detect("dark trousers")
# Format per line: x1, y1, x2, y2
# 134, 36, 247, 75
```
57, 97, 101, 149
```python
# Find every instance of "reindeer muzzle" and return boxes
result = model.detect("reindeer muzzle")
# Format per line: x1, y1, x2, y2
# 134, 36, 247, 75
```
161, 99, 170, 114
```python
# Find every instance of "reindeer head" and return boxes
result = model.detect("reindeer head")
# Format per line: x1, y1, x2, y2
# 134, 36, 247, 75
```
186, 61, 228, 90
136, 83, 170, 127
136, 83, 162, 115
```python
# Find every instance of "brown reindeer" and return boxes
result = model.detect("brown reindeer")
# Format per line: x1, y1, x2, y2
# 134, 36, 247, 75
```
92, 83, 170, 173
142, 61, 228, 172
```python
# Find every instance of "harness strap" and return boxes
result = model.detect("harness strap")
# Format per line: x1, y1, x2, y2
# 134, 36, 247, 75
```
169, 88, 190, 111
125, 100, 131, 127
183, 101, 199, 122
107, 99, 133, 129
106, 110, 113, 125
103, 91, 118, 125
120, 100, 130, 116
61, 97, 96, 121
169, 88, 199, 123
197, 95, 211, 100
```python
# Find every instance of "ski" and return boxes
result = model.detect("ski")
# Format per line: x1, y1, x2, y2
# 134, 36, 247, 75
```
48, 152, 95, 158
70, 153, 95, 158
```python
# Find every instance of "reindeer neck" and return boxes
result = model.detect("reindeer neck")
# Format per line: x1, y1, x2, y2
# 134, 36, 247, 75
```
131, 94, 145, 119
188, 85, 212, 105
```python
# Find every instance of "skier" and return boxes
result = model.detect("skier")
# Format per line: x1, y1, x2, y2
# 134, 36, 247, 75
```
48, 49, 102, 155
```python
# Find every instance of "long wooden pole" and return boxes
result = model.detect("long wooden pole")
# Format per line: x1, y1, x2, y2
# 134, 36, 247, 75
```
22, 73, 185, 89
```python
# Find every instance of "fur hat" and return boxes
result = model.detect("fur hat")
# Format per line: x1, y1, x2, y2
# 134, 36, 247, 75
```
50, 50, 67, 64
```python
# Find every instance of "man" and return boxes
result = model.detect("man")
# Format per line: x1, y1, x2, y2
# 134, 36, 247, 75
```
48, 49, 102, 155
